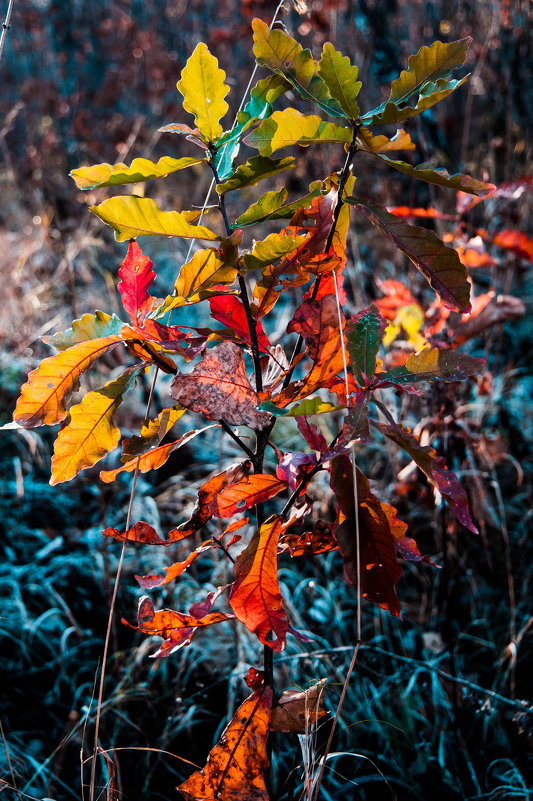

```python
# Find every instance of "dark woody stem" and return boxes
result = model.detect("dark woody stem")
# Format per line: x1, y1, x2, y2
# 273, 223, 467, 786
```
208, 151, 263, 395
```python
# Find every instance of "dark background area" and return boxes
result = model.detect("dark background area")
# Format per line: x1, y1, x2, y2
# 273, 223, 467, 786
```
0, 1, 532, 800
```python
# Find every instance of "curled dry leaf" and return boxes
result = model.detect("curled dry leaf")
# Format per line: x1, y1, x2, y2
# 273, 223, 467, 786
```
270, 679, 328, 732
170, 342, 271, 428
136, 540, 214, 589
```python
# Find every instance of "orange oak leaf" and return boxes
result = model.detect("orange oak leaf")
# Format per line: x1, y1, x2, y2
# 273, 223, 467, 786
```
170, 342, 271, 429
167, 461, 252, 541
273, 294, 346, 406
230, 517, 290, 651
13, 335, 122, 428
133, 596, 233, 658
103, 521, 174, 546
250, 187, 345, 318
99, 425, 218, 483
136, 539, 214, 588
493, 229, 533, 262
178, 685, 272, 801
375, 279, 420, 320
210, 474, 288, 518
118, 240, 157, 324
50, 365, 142, 485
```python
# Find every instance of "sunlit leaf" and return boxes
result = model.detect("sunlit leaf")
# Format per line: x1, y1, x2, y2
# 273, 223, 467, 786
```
363, 38, 471, 125
13, 335, 122, 428
230, 517, 289, 651
136, 539, 214, 589
374, 421, 477, 533
215, 73, 291, 180
243, 231, 309, 272
382, 347, 485, 385
103, 520, 178, 546
356, 127, 415, 153
161, 241, 239, 313
217, 155, 295, 193
90, 196, 220, 242
252, 18, 343, 117
166, 461, 252, 542
99, 425, 216, 483
177, 42, 229, 143
346, 304, 388, 386
370, 156, 495, 197
348, 201, 472, 313
170, 342, 271, 429
178, 684, 272, 801
121, 405, 187, 461
50, 365, 142, 485
210, 474, 288, 518
135, 596, 232, 658
274, 294, 346, 406
235, 182, 322, 227
70, 156, 203, 190
317, 42, 361, 119
250, 187, 343, 318
208, 295, 271, 353
42, 311, 125, 350
118, 240, 157, 325
244, 109, 351, 156
365, 76, 468, 125
259, 396, 339, 417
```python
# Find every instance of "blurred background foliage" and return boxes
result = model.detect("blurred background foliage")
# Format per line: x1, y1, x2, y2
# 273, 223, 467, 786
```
0, 1, 532, 800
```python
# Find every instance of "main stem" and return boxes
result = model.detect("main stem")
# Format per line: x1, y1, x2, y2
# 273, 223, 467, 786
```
209, 150, 275, 794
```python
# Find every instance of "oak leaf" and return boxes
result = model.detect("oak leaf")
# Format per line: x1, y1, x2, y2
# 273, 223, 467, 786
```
178, 685, 272, 801
118, 240, 157, 325
99, 425, 216, 483
210, 474, 288, 518
230, 517, 290, 651
50, 365, 142, 485
170, 342, 271, 429
13, 335, 122, 428
134, 596, 232, 658
270, 679, 328, 732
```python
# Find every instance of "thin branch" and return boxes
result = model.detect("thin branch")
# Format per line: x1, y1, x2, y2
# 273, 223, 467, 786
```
208, 153, 264, 395
220, 420, 255, 460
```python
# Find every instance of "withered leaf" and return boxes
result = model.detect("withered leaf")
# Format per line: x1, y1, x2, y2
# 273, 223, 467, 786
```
171, 342, 271, 429
270, 679, 328, 732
